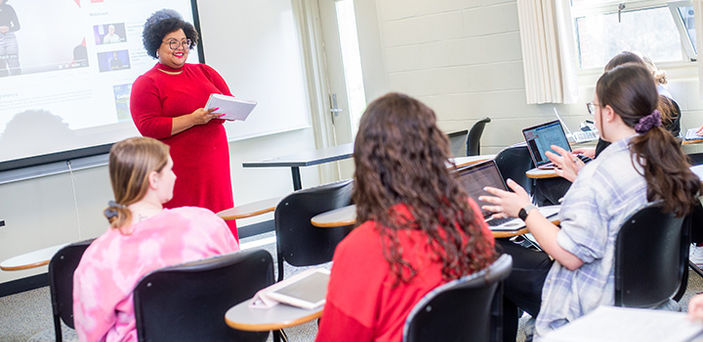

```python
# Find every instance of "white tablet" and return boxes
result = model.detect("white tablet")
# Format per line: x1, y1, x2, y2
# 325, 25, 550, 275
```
266, 269, 330, 310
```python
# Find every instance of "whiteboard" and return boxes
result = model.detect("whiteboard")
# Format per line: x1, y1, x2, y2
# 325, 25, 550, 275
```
196, 0, 312, 141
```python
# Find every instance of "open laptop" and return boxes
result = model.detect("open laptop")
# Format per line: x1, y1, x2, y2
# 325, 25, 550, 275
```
522, 120, 576, 170
455, 160, 559, 231
553, 107, 599, 143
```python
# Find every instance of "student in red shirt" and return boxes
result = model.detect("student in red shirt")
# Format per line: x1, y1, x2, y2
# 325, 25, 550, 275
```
316, 93, 497, 342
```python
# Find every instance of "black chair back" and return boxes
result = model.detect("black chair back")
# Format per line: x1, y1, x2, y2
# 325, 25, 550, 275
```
402, 254, 512, 342
614, 202, 687, 308
688, 152, 703, 166
466, 117, 491, 156
494, 145, 535, 195
275, 179, 353, 281
133, 249, 274, 342
48, 238, 94, 342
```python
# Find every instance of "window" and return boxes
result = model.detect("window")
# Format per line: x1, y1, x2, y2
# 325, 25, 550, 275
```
571, 0, 697, 69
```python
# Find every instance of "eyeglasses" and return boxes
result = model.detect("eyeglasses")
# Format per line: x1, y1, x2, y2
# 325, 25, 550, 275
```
586, 102, 601, 115
162, 38, 192, 50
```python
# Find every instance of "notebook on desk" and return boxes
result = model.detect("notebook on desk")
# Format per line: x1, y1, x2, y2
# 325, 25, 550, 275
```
684, 128, 703, 141
543, 306, 703, 342
455, 160, 559, 231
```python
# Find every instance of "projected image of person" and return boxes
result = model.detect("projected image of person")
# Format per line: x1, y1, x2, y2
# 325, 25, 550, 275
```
130, 9, 239, 241
102, 24, 122, 44
109, 51, 123, 70
0, 0, 20, 76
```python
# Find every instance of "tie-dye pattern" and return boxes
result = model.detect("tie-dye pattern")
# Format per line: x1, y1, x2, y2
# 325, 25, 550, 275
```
73, 207, 239, 342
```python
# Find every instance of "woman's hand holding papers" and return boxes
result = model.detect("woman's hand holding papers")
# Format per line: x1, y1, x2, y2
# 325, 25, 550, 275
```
546, 145, 585, 183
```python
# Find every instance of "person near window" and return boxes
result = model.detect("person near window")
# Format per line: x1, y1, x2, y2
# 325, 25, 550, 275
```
130, 9, 239, 240
535, 51, 682, 206
315, 93, 497, 342
482, 63, 701, 341
73, 137, 239, 342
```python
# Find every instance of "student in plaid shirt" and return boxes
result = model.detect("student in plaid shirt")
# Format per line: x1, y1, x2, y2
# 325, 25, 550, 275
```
481, 63, 701, 342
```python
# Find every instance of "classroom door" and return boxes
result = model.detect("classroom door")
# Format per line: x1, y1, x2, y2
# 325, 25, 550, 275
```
318, 0, 367, 146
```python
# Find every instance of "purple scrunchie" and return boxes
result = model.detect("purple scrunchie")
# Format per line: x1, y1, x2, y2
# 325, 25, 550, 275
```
634, 110, 662, 133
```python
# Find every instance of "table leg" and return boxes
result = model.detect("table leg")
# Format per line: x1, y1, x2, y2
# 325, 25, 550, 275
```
273, 329, 288, 342
291, 167, 302, 191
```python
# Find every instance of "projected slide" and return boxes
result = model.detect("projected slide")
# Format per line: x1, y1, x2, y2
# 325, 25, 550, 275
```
0, 0, 200, 164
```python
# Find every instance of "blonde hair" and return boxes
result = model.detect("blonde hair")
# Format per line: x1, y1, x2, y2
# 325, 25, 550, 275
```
104, 137, 169, 229
641, 55, 667, 85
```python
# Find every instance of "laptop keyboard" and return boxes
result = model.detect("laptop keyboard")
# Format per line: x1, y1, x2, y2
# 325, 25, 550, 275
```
486, 216, 513, 226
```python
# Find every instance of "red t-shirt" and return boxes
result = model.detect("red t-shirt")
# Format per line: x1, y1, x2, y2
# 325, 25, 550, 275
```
316, 199, 495, 342
130, 63, 237, 240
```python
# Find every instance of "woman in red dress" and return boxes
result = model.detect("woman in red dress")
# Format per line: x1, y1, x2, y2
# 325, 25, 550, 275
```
315, 93, 497, 342
130, 10, 237, 240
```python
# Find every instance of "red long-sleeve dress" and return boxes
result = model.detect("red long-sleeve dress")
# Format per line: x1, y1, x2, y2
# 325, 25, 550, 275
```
130, 62, 237, 241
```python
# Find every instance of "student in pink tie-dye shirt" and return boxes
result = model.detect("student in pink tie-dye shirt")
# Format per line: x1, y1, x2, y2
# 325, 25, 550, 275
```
73, 137, 239, 342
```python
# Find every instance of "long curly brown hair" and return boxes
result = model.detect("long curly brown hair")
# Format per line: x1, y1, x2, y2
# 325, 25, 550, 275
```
353, 93, 497, 285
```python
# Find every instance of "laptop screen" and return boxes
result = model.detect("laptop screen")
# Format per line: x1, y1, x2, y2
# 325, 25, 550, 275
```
522, 120, 571, 167
455, 161, 507, 218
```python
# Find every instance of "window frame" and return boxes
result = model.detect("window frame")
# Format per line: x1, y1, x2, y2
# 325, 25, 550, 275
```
571, 0, 696, 73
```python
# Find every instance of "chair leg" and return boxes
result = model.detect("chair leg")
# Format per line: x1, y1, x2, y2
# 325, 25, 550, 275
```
277, 254, 284, 282
690, 260, 703, 278
53, 314, 63, 342
273, 329, 288, 342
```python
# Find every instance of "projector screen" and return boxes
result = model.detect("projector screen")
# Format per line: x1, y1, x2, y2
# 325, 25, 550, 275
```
0, 0, 202, 166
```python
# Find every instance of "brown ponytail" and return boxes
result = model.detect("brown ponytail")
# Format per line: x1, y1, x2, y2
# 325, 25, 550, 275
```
105, 137, 170, 229
596, 64, 701, 216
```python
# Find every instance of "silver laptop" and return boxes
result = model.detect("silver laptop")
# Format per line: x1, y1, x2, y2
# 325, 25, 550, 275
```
455, 160, 559, 231
553, 107, 599, 143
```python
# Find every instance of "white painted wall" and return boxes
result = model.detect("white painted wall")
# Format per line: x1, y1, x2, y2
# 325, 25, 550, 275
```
361, 0, 703, 154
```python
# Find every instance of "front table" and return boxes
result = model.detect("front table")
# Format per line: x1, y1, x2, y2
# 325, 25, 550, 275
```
243, 143, 353, 191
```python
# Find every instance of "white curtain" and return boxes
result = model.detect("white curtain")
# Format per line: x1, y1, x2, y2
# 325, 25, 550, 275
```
695, 0, 703, 98
517, 0, 579, 104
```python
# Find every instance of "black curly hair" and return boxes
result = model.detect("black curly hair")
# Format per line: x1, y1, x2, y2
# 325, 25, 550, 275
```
142, 9, 199, 59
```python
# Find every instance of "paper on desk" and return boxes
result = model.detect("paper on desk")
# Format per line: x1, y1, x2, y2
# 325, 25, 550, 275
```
692, 165, 703, 180
205, 93, 257, 121
543, 306, 703, 342
685, 128, 703, 141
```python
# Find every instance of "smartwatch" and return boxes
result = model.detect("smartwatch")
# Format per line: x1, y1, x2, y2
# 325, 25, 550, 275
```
518, 204, 538, 221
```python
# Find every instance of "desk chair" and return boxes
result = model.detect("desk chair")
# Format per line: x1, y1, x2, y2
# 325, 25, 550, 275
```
688, 203, 703, 279
688, 152, 703, 166
494, 145, 534, 196
48, 238, 95, 342
467, 117, 491, 156
614, 202, 688, 308
402, 254, 512, 342
133, 249, 274, 342
275, 179, 353, 282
